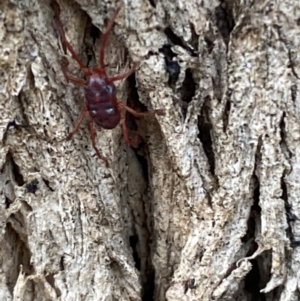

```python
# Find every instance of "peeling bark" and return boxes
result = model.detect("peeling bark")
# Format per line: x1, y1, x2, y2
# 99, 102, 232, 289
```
1, 0, 300, 300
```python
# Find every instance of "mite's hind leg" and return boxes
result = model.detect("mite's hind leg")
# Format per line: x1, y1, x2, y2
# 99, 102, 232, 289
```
117, 100, 164, 118
88, 119, 109, 166
66, 106, 88, 140
120, 112, 140, 148
121, 119, 140, 147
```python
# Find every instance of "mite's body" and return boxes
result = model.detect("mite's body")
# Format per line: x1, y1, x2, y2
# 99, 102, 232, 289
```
85, 74, 120, 129
51, 0, 163, 165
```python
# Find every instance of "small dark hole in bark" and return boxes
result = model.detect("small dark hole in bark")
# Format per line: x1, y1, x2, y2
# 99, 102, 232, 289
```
184, 278, 196, 293
181, 69, 196, 103
215, 4, 234, 45
164, 27, 197, 56
26, 179, 39, 194
282, 170, 299, 246
244, 260, 263, 299
222, 99, 231, 132
159, 45, 180, 85
291, 240, 300, 248
189, 22, 199, 51
60, 256, 65, 271
45, 273, 62, 297
279, 112, 292, 159
166, 61, 180, 86
142, 269, 155, 301
2, 120, 24, 144
290, 85, 297, 103
164, 27, 184, 47
159, 45, 176, 59
85, 22, 100, 65
90, 23, 100, 41
11, 156, 25, 186
241, 173, 259, 247
204, 37, 214, 54
43, 178, 54, 191
5, 196, 11, 208
197, 97, 215, 175
180, 69, 196, 118
129, 235, 141, 271
244, 250, 271, 301
147, 0, 156, 8
241, 141, 261, 253
136, 151, 149, 183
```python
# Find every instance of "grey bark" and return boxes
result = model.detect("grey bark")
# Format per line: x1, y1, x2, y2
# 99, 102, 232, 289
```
0, 0, 299, 300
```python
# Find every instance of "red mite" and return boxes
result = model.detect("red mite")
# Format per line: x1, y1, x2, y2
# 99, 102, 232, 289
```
51, 0, 163, 165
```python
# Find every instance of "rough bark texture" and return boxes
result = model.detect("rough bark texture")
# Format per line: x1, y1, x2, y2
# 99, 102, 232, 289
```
1, 0, 300, 300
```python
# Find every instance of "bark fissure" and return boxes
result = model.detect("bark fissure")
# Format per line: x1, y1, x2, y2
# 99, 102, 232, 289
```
1, 0, 300, 300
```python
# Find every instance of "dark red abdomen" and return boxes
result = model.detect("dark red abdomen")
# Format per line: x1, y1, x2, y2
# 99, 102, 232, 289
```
85, 74, 121, 129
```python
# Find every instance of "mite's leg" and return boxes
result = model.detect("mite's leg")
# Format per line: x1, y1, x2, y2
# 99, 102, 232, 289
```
66, 106, 88, 140
99, 7, 121, 69
118, 100, 164, 147
88, 119, 109, 166
118, 100, 164, 118
121, 117, 140, 147
108, 62, 140, 83
51, 0, 91, 76
61, 57, 87, 85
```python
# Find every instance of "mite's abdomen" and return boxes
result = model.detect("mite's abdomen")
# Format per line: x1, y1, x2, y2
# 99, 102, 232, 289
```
89, 102, 121, 129
85, 74, 121, 129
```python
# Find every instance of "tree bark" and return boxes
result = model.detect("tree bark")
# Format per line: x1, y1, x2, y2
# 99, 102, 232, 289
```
1, 0, 299, 300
